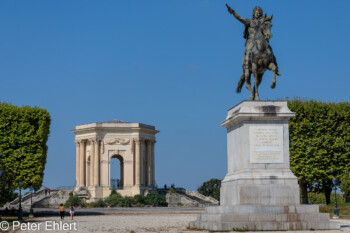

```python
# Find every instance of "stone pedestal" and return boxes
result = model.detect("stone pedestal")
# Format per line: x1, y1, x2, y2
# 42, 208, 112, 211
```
189, 101, 339, 231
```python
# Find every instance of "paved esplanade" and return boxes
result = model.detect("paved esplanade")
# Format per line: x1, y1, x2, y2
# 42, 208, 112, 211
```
13, 207, 349, 233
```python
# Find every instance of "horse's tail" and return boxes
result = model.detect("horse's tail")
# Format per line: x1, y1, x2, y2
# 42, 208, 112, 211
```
236, 74, 245, 93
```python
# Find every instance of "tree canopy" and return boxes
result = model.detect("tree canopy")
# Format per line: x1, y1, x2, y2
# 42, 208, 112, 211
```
288, 99, 350, 204
0, 102, 51, 195
197, 178, 221, 201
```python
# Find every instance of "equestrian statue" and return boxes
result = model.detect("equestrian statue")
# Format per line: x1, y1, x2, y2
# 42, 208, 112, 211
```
226, 4, 281, 100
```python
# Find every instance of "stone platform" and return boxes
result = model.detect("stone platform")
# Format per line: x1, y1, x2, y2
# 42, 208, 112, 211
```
189, 205, 340, 231
189, 101, 339, 231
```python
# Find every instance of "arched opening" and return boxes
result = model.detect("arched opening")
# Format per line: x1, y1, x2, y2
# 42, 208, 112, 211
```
110, 154, 124, 190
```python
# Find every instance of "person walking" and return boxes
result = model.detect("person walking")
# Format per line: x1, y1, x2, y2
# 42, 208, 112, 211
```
48, 188, 51, 195
44, 188, 47, 196
59, 204, 65, 220
69, 204, 75, 220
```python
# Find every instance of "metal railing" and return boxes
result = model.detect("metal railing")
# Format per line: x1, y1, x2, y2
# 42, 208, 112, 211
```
110, 179, 122, 190
55, 186, 74, 190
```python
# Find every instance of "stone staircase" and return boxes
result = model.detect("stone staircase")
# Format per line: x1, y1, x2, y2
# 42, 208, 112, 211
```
164, 188, 218, 207
4, 188, 72, 209
5, 189, 56, 209
189, 205, 340, 231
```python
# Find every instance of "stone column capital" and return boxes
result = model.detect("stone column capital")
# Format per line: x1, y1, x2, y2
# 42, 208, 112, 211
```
134, 138, 145, 144
89, 137, 102, 144
75, 139, 87, 144
145, 139, 154, 145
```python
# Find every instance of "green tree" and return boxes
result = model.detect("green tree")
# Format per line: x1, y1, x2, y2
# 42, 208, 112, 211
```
197, 178, 221, 201
0, 166, 17, 205
0, 102, 51, 205
288, 99, 350, 204
340, 170, 350, 202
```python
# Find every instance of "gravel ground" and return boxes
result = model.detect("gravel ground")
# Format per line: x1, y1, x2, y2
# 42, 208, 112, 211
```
5, 208, 350, 233
11, 213, 197, 233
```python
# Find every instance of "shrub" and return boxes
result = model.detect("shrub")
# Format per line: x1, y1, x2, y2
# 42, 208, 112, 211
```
64, 195, 83, 207
134, 195, 146, 205
146, 194, 167, 206
105, 192, 123, 207
119, 196, 134, 207
308, 192, 345, 205
110, 189, 117, 195
308, 192, 326, 204
89, 199, 106, 208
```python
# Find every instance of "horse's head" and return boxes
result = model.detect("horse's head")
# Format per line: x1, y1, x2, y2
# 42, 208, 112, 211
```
261, 15, 273, 40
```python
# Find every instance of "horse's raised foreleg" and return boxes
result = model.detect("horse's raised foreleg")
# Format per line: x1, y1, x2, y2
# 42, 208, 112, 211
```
268, 63, 277, 89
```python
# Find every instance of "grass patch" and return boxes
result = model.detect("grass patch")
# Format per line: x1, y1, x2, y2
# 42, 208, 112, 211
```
319, 205, 350, 219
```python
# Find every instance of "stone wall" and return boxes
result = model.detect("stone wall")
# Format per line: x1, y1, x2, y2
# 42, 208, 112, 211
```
33, 190, 71, 208
165, 189, 219, 207
166, 190, 199, 207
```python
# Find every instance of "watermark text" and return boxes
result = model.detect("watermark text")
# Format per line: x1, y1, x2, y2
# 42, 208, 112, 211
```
0, 220, 77, 231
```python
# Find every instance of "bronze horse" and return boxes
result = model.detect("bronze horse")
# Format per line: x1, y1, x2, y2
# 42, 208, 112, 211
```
235, 15, 280, 100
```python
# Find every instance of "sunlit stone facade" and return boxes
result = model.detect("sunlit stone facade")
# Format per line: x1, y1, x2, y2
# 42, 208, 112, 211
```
72, 120, 158, 200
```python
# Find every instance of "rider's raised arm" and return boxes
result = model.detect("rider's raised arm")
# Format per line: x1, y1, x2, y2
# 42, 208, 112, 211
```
226, 4, 248, 25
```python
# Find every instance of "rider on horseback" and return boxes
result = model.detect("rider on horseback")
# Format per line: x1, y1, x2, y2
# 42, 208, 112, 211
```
226, 5, 281, 76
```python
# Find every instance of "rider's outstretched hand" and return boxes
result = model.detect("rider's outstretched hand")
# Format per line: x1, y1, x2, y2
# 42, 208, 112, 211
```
226, 4, 234, 14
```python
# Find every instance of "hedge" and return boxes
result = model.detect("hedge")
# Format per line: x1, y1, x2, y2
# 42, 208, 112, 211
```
0, 102, 51, 191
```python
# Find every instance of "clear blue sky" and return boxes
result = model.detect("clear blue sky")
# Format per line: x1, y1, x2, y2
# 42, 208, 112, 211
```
1, 1, 349, 191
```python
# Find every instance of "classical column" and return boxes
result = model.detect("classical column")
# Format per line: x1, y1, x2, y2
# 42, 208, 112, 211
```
94, 138, 100, 186
151, 139, 156, 185
147, 140, 152, 186
140, 140, 146, 185
90, 139, 95, 186
79, 139, 86, 187
135, 139, 141, 186
75, 140, 80, 187
120, 160, 124, 187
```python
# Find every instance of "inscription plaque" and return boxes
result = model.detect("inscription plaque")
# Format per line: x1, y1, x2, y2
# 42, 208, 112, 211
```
250, 125, 283, 163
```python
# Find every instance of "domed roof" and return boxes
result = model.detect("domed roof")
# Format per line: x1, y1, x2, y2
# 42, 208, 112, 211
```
104, 119, 128, 123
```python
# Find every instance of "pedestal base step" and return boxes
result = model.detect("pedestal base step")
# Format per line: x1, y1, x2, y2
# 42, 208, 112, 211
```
189, 220, 340, 231
189, 205, 340, 231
